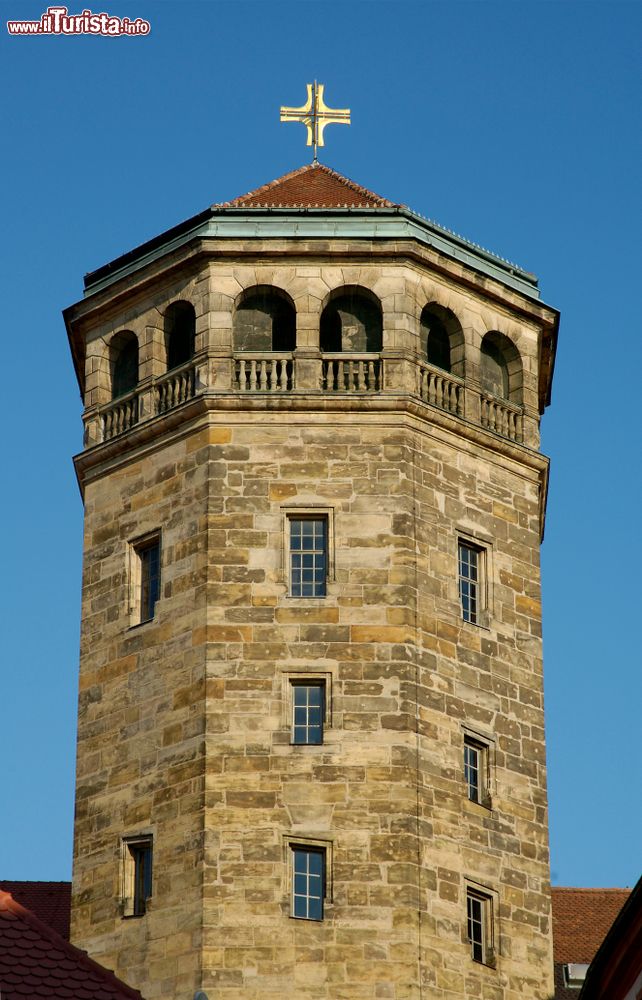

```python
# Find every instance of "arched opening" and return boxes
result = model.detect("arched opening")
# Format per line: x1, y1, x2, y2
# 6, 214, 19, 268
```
320, 288, 382, 353
480, 332, 522, 402
480, 340, 508, 398
420, 304, 465, 376
234, 287, 296, 352
426, 318, 450, 371
110, 331, 139, 399
165, 301, 196, 370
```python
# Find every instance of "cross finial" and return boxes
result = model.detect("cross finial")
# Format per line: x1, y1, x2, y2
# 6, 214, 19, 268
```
280, 82, 351, 162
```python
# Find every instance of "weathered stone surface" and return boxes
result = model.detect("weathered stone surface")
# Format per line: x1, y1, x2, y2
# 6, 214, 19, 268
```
69, 243, 555, 1000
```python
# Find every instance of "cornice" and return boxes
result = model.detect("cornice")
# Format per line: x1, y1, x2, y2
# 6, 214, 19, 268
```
83, 208, 542, 302
73, 391, 551, 539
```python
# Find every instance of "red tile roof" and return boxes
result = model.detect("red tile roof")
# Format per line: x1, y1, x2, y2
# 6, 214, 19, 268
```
580, 875, 642, 1000
0, 890, 145, 999
0, 882, 71, 940
218, 162, 397, 209
551, 887, 631, 963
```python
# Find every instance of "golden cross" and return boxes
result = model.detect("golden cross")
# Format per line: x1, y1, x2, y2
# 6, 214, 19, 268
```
280, 82, 351, 162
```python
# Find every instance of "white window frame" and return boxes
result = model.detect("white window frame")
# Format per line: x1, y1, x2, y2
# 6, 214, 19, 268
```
279, 666, 335, 748
289, 676, 328, 745
282, 507, 334, 599
462, 725, 494, 808
285, 836, 332, 922
457, 531, 492, 628
465, 880, 497, 967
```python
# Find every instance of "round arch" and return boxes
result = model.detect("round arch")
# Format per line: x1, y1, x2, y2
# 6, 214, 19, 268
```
234, 285, 296, 352
420, 302, 465, 376
109, 330, 139, 399
320, 285, 382, 353
164, 300, 196, 370
480, 331, 522, 403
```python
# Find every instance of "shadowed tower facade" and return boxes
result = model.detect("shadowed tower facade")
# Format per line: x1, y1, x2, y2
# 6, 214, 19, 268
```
65, 162, 559, 1000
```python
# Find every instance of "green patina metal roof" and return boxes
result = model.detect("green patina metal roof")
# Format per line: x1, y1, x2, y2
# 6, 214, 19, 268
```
83, 164, 541, 300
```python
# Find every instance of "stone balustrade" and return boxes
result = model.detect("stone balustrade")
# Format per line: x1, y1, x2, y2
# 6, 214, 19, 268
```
418, 363, 464, 417
101, 390, 140, 441
98, 361, 197, 442
480, 393, 523, 443
87, 352, 531, 448
155, 360, 197, 415
234, 355, 294, 392
322, 355, 382, 393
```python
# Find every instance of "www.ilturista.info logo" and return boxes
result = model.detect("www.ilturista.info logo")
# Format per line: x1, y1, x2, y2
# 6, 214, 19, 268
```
7, 6, 150, 35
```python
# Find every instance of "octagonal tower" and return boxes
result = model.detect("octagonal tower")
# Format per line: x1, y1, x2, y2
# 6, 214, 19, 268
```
65, 163, 559, 1000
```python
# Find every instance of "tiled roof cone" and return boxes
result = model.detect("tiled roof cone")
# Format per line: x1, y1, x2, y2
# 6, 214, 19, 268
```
217, 162, 398, 209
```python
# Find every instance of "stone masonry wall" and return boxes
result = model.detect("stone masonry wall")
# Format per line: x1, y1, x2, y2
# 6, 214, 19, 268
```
72, 402, 553, 1000
72, 426, 213, 996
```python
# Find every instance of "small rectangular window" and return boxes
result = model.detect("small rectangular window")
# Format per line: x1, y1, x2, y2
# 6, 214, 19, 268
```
122, 836, 152, 917
464, 735, 492, 807
464, 738, 481, 801
563, 964, 589, 988
138, 539, 160, 621
291, 681, 325, 745
458, 540, 485, 625
291, 846, 325, 921
130, 534, 161, 624
289, 517, 327, 598
466, 888, 494, 965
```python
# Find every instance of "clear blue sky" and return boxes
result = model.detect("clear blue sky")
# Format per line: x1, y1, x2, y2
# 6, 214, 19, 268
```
1, 0, 640, 888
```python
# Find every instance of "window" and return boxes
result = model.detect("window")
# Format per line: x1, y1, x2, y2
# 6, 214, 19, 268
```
289, 517, 327, 598
281, 670, 332, 746
563, 964, 589, 988
463, 733, 491, 807
122, 837, 152, 917
131, 534, 161, 624
138, 538, 160, 622
291, 681, 325, 745
458, 540, 485, 625
291, 846, 325, 921
467, 888, 494, 965
464, 737, 482, 802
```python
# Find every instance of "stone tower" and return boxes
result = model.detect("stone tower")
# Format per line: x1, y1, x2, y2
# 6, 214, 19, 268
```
65, 162, 559, 1000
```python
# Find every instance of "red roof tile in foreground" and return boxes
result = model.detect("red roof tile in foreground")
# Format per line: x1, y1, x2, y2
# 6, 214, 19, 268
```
0, 890, 145, 999
0, 882, 71, 940
218, 162, 397, 209
551, 886, 630, 963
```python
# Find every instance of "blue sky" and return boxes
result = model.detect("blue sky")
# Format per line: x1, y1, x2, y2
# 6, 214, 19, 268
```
1, 0, 640, 888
